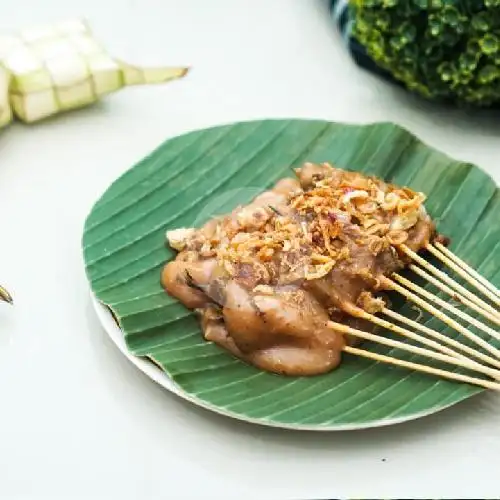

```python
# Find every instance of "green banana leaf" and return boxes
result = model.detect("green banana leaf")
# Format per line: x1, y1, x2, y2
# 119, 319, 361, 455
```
82, 119, 500, 430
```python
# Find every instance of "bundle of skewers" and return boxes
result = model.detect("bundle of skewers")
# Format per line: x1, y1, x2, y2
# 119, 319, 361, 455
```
338, 240, 500, 391
162, 162, 500, 391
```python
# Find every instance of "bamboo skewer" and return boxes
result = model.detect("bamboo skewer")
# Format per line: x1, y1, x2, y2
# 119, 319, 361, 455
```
343, 346, 500, 391
364, 314, 500, 381
393, 274, 500, 344
408, 264, 500, 326
401, 245, 500, 320
341, 243, 500, 390
434, 242, 500, 301
425, 243, 500, 308
381, 308, 500, 370
361, 310, 469, 362
329, 321, 500, 383
381, 277, 500, 363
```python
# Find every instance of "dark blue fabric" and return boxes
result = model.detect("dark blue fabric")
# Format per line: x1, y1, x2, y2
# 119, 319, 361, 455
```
330, 0, 397, 84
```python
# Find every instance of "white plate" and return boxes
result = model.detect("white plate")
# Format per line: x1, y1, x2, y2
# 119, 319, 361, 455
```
91, 294, 460, 431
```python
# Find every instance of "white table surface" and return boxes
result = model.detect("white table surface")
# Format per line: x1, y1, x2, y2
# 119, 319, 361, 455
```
0, 1, 499, 499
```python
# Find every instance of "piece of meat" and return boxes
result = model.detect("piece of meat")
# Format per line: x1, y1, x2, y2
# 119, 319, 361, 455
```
161, 258, 217, 309
247, 344, 342, 376
303, 271, 370, 315
162, 165, 440, 378
251, 287, 341, 349
272, 177, 302, 195
199, 218, 220, 239
220, 280, 272, 352
295, 162, 338, 189
221, 281, 342, 354
406, 218, 435, 252
373, 248, 404, 279
302, 226, 402, 313
201, 308, 242, 355
202, 286, 344, 376
202, 309, 342, 376
248, 191, 292, 217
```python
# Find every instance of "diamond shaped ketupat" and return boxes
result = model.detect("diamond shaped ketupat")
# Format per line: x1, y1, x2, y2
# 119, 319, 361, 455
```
0, 18, 189, 124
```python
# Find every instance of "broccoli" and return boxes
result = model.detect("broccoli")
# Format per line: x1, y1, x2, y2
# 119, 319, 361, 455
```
351, 0, 500, 107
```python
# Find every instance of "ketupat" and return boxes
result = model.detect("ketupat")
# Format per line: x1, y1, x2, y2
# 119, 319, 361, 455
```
0, 19, 189, 304
0, 18, 188, 124
351, 0, 500, 107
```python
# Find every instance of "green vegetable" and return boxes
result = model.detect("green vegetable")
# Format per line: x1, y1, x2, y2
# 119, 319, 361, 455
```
351, 0, 500, 106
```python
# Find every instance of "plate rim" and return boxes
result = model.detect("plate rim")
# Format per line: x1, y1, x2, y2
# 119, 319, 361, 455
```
85, 118, 495, 432
91, 293, 462, 431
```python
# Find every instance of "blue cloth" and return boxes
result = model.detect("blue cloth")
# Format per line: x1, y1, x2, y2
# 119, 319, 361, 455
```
330, 0, 397, 85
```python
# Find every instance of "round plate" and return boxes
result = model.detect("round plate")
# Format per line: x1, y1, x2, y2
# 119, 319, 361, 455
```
83, 119, 498, 431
